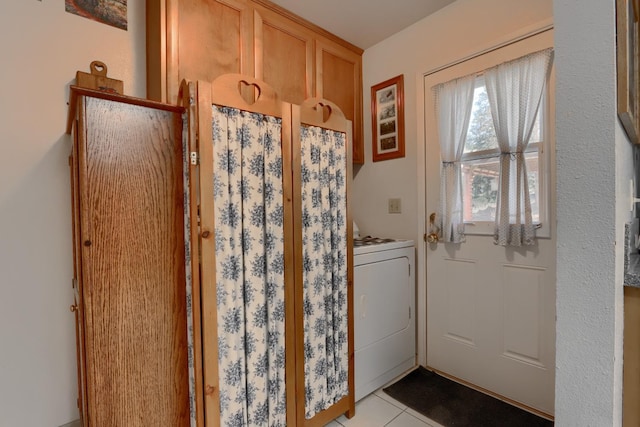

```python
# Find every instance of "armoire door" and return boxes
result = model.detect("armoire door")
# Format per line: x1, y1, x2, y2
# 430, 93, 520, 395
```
69, 88, 191, 426
292, 98, 355, 426
191, 76, 296, 427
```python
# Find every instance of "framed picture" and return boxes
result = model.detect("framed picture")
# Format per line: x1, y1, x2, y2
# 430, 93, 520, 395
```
617, 0, 640, 143
371, 75, 405, 161
66, 0, 128, 31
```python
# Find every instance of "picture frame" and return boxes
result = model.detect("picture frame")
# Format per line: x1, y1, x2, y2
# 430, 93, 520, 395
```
616, 0, 640, 144
371, 74, 405, 161
65, 0, 128, 30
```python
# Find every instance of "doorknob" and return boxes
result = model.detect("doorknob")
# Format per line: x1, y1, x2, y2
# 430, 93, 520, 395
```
427, 212, 440, 243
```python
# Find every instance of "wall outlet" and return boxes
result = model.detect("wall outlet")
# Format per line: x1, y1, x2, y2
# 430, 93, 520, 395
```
388, 198, 402, 214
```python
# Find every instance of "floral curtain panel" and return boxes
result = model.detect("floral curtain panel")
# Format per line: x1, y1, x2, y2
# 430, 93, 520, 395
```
434, 74, 476, 243
299, 125, 349, 419
484, 48, 553, 246
212, 106, 287, 426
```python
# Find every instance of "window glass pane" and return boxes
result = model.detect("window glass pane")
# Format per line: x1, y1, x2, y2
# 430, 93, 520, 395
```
526, 152, 540, 223
462, 152, 540, 223
464, 84, 498, 153
529, 109, 542, 144
462, 157, 499, 222
464, 83, 542, 151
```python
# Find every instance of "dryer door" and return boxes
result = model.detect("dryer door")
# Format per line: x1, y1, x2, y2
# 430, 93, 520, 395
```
354, 248, 415, 401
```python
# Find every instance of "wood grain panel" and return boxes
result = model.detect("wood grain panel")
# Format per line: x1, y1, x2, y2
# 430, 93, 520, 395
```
254, 7, 314, 105
79, 97, 189, 426
175, 0, 252, 103
316, 41, 363, 163
147, 0, 364, 163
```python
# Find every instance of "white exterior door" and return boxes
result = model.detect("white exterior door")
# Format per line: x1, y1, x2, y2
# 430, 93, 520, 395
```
422, 31, 556, 416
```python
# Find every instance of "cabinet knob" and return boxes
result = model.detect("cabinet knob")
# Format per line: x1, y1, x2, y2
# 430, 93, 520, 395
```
70, 304, 78, 313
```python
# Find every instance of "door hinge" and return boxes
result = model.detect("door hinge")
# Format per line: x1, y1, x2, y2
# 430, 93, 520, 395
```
190, 151, 198, 165
409, 306, 411, 319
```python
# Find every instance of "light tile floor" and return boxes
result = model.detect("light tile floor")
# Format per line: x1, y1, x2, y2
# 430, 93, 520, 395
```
324, 388, 445, 427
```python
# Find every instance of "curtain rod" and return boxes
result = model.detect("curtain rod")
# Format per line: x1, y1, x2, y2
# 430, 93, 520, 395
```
423, 24, 554, 78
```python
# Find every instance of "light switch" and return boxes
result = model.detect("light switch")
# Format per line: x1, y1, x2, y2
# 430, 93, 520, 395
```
388, 198, 401, 214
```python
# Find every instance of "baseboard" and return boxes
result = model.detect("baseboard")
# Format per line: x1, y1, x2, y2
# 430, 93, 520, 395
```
59, 419, 81, 427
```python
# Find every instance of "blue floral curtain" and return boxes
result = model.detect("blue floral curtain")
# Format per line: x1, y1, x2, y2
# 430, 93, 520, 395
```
212, 105, 287, 426
299, 125, 349, 419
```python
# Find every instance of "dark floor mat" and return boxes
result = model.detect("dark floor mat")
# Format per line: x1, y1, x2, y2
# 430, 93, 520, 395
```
382, 367, 553, 427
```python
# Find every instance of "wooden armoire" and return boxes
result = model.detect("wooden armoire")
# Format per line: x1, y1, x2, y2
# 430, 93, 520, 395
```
67, 74, 354, 426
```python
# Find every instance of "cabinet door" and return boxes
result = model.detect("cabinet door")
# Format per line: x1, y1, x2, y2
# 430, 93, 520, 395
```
293, 100, 355, 426
315, 40, 364, 164
147, 0, 254, 103
253, 4, 314, 105
77, 96, 190, 426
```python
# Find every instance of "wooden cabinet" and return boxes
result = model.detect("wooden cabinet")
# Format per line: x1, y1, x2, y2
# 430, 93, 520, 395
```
146, 0, 364, 163
66, 78, 354, 426
187, 76, 355, 426
253, 3, 315, 105
315, 40, 363, 163
67, 87, 190, 427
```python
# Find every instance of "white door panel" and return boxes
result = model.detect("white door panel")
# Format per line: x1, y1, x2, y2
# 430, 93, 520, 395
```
423, 30, 555, 416
426, 238, 556, 414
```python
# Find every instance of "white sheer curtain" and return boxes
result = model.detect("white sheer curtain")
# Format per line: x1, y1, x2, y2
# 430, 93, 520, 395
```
434, 74, 476, 243
484, 48, 553, 246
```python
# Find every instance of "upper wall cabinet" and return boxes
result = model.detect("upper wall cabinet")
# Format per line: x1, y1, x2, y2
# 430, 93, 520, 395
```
146, 0, 364, 163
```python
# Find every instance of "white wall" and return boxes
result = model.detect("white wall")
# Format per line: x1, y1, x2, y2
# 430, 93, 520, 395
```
0, 0, 631, 425
354, 0, 553, 241
0, 1, 146, 425
554, 0, 629, 424
360, 0, 632, 424
357, 0, 554, 370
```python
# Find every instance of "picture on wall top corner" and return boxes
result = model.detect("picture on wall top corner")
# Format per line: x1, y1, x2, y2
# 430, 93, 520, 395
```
65, 0, 128, 31
371, 74, 405, 162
